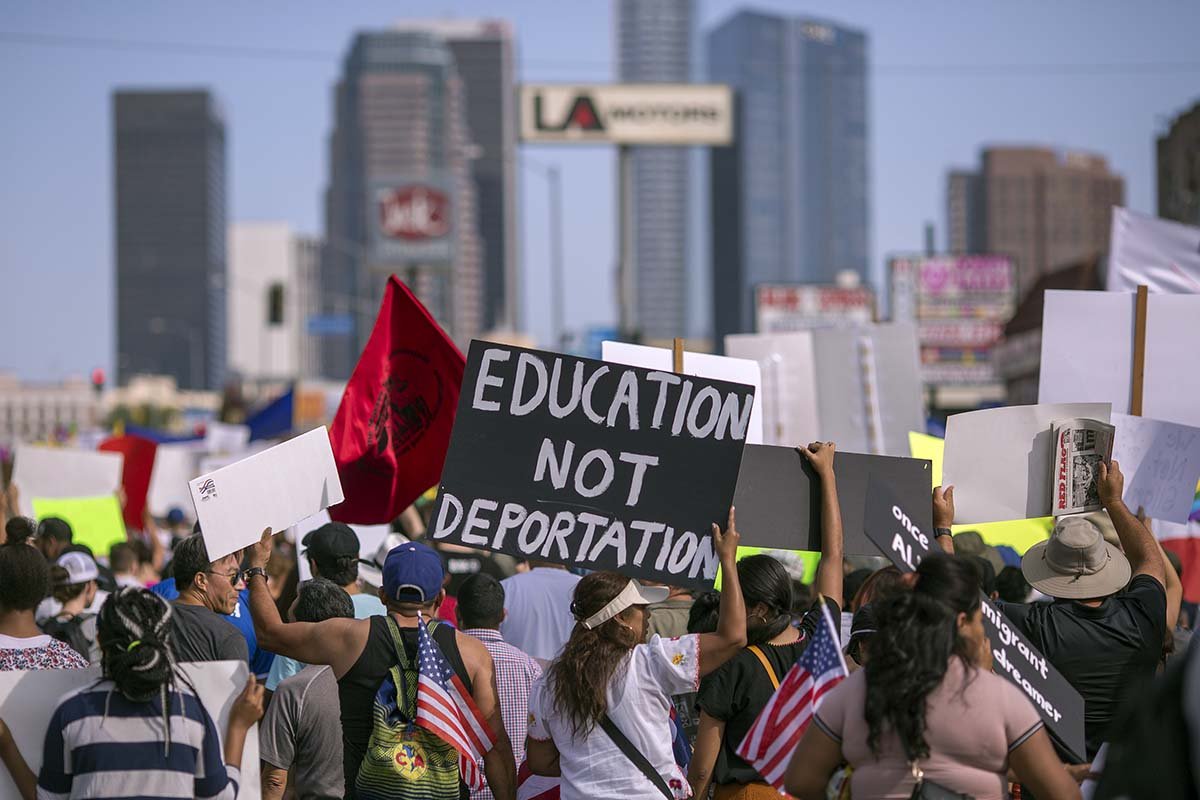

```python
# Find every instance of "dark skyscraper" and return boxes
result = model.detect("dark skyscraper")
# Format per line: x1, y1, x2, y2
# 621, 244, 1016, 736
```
320, 31, 483, 379
114, 90, 226, 389
708, 10, 869, 348
616, 0, 695, 343
1158, 102, 1200, 226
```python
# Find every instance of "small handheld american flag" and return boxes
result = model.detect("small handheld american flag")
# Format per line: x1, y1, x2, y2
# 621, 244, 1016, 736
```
416, 616, 498, 790
735, 601, 848, 791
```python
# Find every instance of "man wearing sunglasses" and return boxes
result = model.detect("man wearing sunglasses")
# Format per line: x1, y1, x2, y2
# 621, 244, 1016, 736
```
169, 533, 250, 663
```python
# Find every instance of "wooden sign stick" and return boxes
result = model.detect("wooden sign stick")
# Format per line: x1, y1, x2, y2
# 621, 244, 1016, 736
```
1131, 285, 1148, 417
672, 337, 685, 374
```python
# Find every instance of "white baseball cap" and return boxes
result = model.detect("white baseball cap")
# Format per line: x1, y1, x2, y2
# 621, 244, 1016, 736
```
56, 551, 100, 585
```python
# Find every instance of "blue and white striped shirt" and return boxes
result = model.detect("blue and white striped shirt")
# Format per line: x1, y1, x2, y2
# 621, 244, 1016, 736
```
36, 680, 240, 800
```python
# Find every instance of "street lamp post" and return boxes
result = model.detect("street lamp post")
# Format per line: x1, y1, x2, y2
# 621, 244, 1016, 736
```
523, 157, 568, 351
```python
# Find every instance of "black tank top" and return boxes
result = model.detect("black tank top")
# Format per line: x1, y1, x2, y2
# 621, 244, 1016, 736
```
339, 615, 472, 798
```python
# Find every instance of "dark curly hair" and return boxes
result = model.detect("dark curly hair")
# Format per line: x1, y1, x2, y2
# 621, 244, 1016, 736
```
863, 555, 981, 761
547, 572, 642, 738
0, 517, 51, 611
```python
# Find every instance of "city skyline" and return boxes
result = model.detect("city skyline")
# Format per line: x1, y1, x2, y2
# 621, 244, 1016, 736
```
2, 0, 1199, 381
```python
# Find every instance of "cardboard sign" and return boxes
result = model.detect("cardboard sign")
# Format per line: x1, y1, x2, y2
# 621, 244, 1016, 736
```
146, 442, 204, 517
0, 660, 261, 799
732, 445, 932, 555
1110, 413, 1200, 524
1039, 290, 1200, 429
12, 444, 123, 501
862, 477, 1087, 761
205, 421, 252, 454
602, 340, 764, 444
431, 342, 754, 588
31, 495, 127, 557
943, 403, 1112, 524
189, 427, 344, 561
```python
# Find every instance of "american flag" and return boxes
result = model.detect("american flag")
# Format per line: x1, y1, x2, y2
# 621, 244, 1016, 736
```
735, 602, 848, 791
416, 616, 498, 790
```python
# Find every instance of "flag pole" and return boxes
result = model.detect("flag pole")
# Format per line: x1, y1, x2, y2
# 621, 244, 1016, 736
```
672, 337, 685, 374
1131, 284, 1148, 417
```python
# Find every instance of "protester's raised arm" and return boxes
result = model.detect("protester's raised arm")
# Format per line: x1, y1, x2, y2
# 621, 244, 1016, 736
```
933, 485, 956, 554
697, 507, 747, 677
800, 442, 844, 605
1148, 518, 1184, 630
1098, 461, 1166, 587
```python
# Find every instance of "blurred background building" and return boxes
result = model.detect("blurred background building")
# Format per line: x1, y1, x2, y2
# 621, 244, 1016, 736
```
707, 10, 869, 349
114, 89, 227, 390
1158, 102, 1200, 226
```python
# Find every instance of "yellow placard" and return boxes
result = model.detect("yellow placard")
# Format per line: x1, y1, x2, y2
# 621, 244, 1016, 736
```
31, 495, 127, 557
908, 431, 1051, 555
714, 546, 820, 590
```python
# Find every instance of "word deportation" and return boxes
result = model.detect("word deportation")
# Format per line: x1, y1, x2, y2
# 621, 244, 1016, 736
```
471, 348, 754, 442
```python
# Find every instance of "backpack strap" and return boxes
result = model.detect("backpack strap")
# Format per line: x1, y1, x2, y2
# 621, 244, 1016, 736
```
599, 714, 674, 800
748, 645, 781, 690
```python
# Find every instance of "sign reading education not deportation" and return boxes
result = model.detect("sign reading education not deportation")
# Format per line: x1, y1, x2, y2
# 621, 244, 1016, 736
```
862, 477, 1086, 761
431, 341, 754, 589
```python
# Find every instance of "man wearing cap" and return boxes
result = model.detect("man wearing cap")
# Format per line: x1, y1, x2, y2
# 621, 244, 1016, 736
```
951, 459, 1170, 762
265, 522, 386, 692
246, 532, 517, 799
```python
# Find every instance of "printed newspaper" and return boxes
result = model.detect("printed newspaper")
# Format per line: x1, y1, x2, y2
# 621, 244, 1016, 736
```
1050, 418, 1115, 516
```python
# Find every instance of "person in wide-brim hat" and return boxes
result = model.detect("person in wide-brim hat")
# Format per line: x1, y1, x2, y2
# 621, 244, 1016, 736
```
1021, 515, 1132, 600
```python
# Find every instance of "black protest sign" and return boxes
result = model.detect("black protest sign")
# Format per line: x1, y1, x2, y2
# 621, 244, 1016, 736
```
734, 446, 931, 554
429, 341, 754, 588
863, 475, 1086, 762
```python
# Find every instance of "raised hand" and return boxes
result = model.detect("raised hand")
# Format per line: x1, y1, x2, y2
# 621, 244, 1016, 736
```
1097, 459, 1125, 509
933, 485, 956, 529
711, 506, 740, 565
799, 441, 836, 478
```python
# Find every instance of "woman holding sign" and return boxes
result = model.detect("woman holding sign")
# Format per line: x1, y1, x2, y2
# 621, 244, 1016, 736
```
524, 506, 746, 799
783, 556, 1080, 800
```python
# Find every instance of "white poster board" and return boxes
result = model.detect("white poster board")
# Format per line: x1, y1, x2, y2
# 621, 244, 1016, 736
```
601, 341, 764, 444
1038, 290, 1200, 428
944, 403, 1112, 523
724, 332, 820, 447
190, 427, 344, 560
0, 660, 260, 799
204, 422, 252, 454
146, 442, 205, 518
1111, 413, 1200, 524
1107, 206, 1200, 293
12, 445, 123, 501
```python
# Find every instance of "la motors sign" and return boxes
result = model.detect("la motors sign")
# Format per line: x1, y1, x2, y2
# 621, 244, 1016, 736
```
520, 84, 733, 146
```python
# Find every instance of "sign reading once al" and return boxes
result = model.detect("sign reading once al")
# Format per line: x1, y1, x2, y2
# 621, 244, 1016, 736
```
430, 341, 754, 588
519, 84, 734, 146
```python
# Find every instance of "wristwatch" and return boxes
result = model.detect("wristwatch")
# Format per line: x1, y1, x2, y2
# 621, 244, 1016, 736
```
935, 527, 953, 538
244, 566, 269, 583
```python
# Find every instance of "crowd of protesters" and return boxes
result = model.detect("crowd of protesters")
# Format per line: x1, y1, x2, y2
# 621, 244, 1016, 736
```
0, 441, 1194, 799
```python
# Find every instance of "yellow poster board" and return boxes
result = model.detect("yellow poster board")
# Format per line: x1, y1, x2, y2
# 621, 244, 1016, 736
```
909, 431, 1051, 555
31, 495, 127, 557
714, 546, 820, 590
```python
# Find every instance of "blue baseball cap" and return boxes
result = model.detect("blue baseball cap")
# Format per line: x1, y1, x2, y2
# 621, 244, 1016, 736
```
382, 541, 444, 603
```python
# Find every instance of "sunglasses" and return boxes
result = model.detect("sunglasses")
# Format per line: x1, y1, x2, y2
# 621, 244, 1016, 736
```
205, 568, 244, 584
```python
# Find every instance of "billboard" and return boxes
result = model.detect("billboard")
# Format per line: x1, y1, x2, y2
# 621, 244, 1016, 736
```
889, 255, 1016, 386
755, 284, 875, 333
367, 178, 455, 265
519, 84, 733, 146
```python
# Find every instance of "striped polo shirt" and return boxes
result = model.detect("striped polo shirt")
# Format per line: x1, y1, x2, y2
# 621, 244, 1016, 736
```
37, 679, 240, 800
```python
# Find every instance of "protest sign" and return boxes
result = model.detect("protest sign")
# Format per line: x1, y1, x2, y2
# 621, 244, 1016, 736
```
724, 332, 820, 447
145, 442, 203, 517
98, 434, 157, 528
1111, 413, 1200, 523
1107, 206, 1200, 293
862, 476, 1086, 761
205, 421, 252, 453
602, 340, 764, 444
1039, 290, 1200, 428
943, 403, 1112, 524
31, 495, 127, 556
189, 427, 344, 560
431, 341, 754, 589
0, 660, 260, 799
733, 445, 931, 555
12, 444, 122, 501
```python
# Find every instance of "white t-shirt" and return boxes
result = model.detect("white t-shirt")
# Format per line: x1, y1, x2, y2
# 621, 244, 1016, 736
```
500, 568, 581, 661
528, 634, 700, 799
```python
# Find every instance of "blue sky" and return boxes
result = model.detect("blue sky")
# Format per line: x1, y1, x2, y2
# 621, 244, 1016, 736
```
1, 0, 1198, 381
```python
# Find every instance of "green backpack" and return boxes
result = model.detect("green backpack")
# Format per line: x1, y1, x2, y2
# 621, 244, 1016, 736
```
354, 617, 464, 800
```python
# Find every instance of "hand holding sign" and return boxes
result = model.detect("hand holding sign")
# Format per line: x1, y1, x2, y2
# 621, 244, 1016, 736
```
1096, 459, 1124, 508
798, 441, 836, 476
933, 485, 955, 529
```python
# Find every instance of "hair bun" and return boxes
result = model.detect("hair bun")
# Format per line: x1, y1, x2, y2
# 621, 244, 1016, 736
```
4, 517, 36, 547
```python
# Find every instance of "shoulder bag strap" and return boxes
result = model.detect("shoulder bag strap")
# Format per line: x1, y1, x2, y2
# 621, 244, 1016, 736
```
747, 645, 781, 690
599, 714, 674, 800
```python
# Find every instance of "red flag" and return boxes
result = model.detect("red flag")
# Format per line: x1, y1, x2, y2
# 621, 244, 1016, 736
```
98, 434, 158, 528
329, 276, 464, 524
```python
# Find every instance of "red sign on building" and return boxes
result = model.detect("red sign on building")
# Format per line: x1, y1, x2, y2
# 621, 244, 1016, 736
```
378, 185, 450, 241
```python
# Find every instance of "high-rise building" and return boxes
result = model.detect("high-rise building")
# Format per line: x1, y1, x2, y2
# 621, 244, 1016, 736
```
394, 19, 518, 332
707, 11, 869, 348
114, 90, 226, 389
320, 32, 484, 379
946, 147, 1124, 295
1158, 102, 1200, 226
616, 0, 695, 343
227, 222, 322, 383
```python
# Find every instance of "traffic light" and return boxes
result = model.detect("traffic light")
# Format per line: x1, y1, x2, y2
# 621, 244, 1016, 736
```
267, 283, 284, 326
